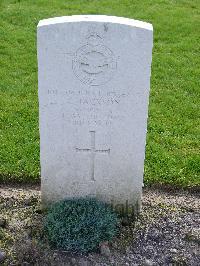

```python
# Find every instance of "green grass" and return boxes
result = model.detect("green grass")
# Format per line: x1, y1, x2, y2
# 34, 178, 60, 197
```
0, 0, 199, 187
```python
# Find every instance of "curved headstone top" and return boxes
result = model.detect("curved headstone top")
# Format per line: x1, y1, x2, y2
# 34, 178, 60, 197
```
38, 15, 153, 31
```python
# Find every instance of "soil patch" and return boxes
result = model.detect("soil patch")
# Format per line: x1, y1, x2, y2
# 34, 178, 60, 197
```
0, 186, 199, 265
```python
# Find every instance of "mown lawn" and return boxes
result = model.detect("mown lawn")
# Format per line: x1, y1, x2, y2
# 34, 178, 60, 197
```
0, 0, 199, 187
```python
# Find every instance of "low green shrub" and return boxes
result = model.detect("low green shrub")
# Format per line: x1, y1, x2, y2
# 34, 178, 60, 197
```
44, 198, 119, 253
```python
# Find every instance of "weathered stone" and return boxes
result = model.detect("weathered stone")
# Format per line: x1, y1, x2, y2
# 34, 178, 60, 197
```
170, 248, 178, 254
0, 217, 6, 228
37, 15, 153, 210
78, 258, 89, 266
0, 250, 6, 263
143, 259, 154, 266
70, 257, 77, 266
99, 241, 111, 257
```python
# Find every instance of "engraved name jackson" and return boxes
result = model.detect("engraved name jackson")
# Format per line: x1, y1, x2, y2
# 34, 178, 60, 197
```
47, 88, 130, 126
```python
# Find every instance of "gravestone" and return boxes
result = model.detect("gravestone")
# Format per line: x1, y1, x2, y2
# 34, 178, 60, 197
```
37, 15, 153, 213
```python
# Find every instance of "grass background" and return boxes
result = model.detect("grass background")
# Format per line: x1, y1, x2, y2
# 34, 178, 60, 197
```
0, 0, 199, 187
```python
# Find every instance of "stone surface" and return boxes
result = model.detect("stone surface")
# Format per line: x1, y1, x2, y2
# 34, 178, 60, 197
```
0, 217, 6, 228
37, 15, 153, 209
143, 259, 154, 266
99, 241, 111, 257
0, 250, 6, 263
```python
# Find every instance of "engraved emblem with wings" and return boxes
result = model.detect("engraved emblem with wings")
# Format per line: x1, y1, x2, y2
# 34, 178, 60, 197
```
72, 32, 117, 86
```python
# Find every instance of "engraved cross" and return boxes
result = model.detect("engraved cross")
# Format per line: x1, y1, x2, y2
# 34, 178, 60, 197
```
76, 131, 110, 181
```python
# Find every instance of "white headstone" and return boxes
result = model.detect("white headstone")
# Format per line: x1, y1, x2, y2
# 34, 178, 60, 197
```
37, 15, 153, 213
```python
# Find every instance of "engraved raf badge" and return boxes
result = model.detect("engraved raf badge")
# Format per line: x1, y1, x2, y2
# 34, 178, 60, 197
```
72, 32, 117, 86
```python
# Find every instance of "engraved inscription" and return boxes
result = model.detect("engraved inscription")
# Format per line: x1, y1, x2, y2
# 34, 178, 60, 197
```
46, 88, 130, 126
76, 131, 110, 181
73, 32, 117, 86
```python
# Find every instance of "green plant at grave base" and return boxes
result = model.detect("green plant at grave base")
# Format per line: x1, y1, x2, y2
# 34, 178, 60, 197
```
44, 198, 119, 253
